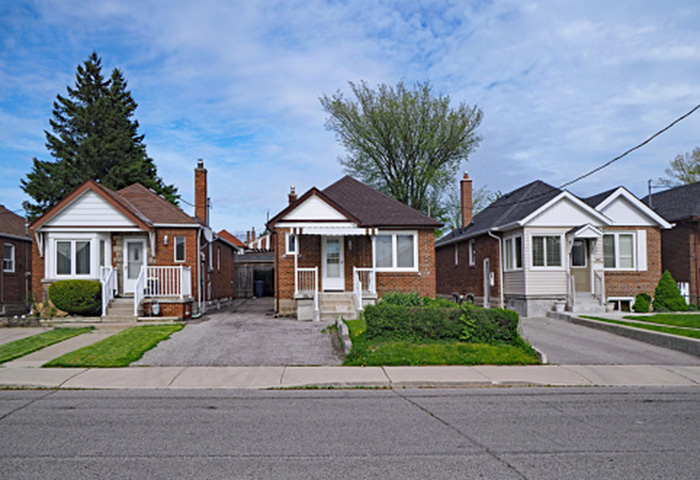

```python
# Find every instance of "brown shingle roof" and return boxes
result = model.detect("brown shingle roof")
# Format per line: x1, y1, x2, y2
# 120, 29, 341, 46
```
217, 229, 246, 248
0, 205, 29, 239
117, 184, 202, 225
322, 176, 442, 228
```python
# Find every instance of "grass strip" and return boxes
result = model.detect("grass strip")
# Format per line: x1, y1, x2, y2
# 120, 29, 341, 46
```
581, 316, 700, 340
44, 324, 183, 368
344, 318, 366, 339
0, 327, 94, 365
622, 314, 700, 329
344, 338, 539, 366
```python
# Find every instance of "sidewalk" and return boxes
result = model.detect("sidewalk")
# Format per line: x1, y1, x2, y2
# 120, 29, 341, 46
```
1, 364, 700, 389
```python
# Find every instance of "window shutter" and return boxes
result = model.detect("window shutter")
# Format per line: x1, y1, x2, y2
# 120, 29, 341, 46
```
636, 230, 647, 271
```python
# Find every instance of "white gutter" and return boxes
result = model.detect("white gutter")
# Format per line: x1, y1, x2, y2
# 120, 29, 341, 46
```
487, 231, 505, 309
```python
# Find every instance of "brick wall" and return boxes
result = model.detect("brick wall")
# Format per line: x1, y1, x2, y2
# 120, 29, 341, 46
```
661, 221, 699, 299
375, 229, 436, 297
436, 234, 500, 299
209, 239, 236, 300
153, 228, 200, 299
605, 226, 662, 298
1, 238, 31, 313
30, 235, 44, 302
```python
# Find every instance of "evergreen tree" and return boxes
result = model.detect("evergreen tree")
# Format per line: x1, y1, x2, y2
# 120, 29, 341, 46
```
21, 52, 178, 220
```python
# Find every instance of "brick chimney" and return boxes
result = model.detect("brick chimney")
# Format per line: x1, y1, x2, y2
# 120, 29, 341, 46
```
251, 227, 256, 242
194, 158, 208, 225
246, 231, 250, 243
461, 172, 473, 228
288, 186, 297, 205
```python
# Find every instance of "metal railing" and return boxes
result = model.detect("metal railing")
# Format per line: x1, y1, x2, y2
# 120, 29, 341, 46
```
354, 267, 376, 294
352, 268, 363, 312
100, 266, 117, 317
594, 271, 605, 306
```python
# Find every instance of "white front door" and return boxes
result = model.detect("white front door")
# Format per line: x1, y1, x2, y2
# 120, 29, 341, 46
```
322, 236, 344, 291
123, 238, 147, 294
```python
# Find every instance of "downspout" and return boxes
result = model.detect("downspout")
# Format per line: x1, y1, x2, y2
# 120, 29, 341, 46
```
487, 231, 505, 309
194, 228, 202, 318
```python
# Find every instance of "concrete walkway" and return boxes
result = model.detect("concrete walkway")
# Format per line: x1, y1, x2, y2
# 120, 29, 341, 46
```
1, 364, 700, 389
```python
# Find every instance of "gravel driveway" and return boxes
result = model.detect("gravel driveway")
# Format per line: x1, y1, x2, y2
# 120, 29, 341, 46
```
135, 298, 343, 366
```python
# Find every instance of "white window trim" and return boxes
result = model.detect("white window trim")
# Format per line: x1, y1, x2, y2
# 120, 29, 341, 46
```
45, 232, 108, 280
503, 235, 524, 272
372, 231, 419, 272
285, 232, 297, 255
468, 240, 476, 266
55, 240, 92, 278
454, 243, 458, 266
174, 236, 186, 263
530, 234, 565, 270
3, 243, 15, 273
603, 232, 636, 271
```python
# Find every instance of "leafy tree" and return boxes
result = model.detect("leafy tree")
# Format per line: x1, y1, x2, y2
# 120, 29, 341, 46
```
22, 52, 178, 220
441, 184, 500, 232
320, 80, 483, 216
658, 147, 700, 187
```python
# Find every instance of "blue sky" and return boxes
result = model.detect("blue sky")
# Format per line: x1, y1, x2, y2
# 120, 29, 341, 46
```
1, 0, 699, 238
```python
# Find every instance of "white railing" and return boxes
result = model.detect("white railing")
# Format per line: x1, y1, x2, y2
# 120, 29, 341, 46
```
134, 265, 192, 316
353, 268, 363, 312
678, 282, 690, 305
566, 274, 576, 311
354, 267, 376, 294
296, 266, 319, 321
143, 266, 192, 298
100, 266, 117, 317
134, 267, 147, 316
594, 271, 605, 306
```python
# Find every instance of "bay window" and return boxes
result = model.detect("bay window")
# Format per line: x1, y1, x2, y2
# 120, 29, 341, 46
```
55, 240, 91, 276
531, 235, 562, 268
374, 232, 417, 271
603, 233, 635, 269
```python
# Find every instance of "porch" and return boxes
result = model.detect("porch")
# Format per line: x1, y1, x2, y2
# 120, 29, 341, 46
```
565, 226, 606, 313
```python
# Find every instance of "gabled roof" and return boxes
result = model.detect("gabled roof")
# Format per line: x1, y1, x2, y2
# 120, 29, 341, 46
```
0, 205, 30, 240
217, 229, 246, 249
269, 176, 442, 229
642, 181, 700, 222
581, 187, 619, 208
436, 180, 561, 246
31, 180, 202, 231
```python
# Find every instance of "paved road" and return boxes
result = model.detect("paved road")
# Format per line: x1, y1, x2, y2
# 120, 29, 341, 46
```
1, 387, 699, 479
135, 298, 343, 366
521, 316, 700, 365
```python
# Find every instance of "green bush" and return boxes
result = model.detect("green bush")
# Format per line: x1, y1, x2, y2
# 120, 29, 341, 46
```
652, 270, 687, 312
363, 303, 462, 342
459, 303, 520, 346
48, 280, 102, 316
380, 291, 422, 307
688, 304, 699, 312
632, 293, 651, 313
422, 296, 458, 308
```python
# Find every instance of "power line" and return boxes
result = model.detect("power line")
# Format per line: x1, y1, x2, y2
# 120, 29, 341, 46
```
483, 103, 700, 210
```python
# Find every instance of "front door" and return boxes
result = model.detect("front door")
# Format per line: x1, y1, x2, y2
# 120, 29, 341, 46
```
322, 236, 344, 291
571, 239, 591, 292
123, 238, 147, 294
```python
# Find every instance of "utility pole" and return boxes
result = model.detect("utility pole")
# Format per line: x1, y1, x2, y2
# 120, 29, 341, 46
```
647, 179, 665, 208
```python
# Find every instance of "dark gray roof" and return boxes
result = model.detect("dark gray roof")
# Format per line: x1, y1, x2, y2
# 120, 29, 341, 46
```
641, 182, 700, 222
581, 187, 619, 208
322, 176, 442, 228
436, 180, 561, 247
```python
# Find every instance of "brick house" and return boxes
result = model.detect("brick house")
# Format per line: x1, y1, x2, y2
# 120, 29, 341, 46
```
1, 205, 31, 316
267, 176, 441, 320
29, 159, 236, 319
642, 181, 700, 305
436, 173, 672, 317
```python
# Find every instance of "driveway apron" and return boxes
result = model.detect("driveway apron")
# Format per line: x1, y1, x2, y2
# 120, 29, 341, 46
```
521, 315, 700, 365
134, 298, 343, 366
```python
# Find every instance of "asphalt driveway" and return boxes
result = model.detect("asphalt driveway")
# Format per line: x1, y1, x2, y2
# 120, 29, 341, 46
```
521, 315, 700, 365
135, 298, 343, 366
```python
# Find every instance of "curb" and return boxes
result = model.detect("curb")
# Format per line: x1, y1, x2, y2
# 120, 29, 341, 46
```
547, 311, 700, 358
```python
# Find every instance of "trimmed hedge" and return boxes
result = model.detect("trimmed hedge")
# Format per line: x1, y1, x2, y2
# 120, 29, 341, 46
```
48, 280, 102, 316
652, 270, 687, 312
363, 300, 522, 346
381, 291, 422, 307
632, 293, 651, 313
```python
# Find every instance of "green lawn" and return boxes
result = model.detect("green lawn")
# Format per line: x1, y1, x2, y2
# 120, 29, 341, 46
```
582, 316, 700, 340
0, 327, 94, 365
44, 324, 184, 368
342, 318, 539, 366
623, 314, 700, 329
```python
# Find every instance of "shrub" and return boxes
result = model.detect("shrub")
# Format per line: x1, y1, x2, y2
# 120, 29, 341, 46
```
688, 304, 699, 312
48, 280, 102, 316
459, 303, 520, 346
652, 270, 688, 312
380, 291, 422, 307
363, 303, 462, 342
422, 296, 458, 308
632, 293, 651, 313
